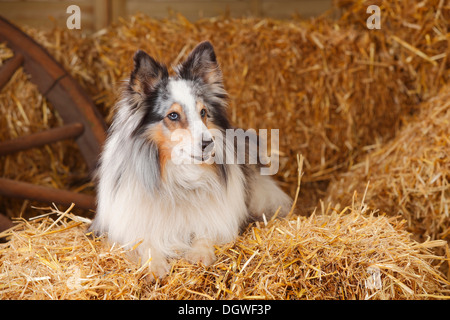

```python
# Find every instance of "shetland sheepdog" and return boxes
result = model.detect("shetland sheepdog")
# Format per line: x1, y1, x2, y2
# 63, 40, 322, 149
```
89, 41, 292, 279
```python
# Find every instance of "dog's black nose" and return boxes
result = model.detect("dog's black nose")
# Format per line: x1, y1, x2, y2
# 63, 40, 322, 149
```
202, 138, 214, 152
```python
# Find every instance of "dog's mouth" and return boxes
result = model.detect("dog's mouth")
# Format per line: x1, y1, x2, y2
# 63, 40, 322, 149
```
191, 155, 204, 162
174, 145, 216, 164
191, 150, 215, 163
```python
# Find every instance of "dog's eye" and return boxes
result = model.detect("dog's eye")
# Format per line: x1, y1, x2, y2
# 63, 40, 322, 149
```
200, 109, 207, 118
167, 112, 180, 121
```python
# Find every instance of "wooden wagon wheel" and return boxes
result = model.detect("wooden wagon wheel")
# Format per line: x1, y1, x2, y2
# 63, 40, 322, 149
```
0, 16, 107, 231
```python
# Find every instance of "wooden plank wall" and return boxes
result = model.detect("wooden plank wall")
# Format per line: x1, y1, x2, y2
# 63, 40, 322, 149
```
0, 0, 332, 33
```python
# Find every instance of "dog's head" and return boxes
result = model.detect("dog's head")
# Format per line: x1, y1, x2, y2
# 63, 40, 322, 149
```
126, 41, 230, 166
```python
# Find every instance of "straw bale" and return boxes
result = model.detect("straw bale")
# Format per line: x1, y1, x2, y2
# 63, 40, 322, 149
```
326, 84, 450, 243
0, 201, 448, 300
0, 205, 142, 299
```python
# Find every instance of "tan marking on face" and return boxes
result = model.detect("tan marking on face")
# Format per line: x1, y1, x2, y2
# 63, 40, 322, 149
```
163, 103, 188, 131
131, 82, 143, 95
146, 123, 175, 177
206, 121, 221, 132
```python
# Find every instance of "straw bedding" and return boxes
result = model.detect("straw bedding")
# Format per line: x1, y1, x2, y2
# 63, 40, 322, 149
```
0, 201, 448, 300
0, 0, 450, 299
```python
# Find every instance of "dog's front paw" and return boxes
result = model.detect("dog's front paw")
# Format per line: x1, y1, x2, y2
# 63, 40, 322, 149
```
145, 256, 170, 282
186, 238, 216, 266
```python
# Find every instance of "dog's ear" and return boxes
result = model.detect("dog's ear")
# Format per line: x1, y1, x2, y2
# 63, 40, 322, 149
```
176, 41, 222, 86
129, 50, 168, 96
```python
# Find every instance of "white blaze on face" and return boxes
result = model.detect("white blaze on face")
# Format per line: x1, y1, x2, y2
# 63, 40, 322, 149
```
168, 79, 211, 163
168, 80, 195, 112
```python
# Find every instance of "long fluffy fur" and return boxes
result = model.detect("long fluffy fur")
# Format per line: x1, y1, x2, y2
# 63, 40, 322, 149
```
90, 41, 292, 278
